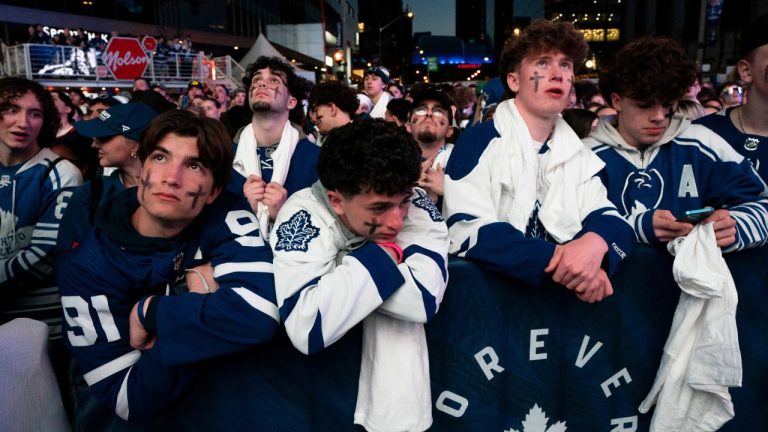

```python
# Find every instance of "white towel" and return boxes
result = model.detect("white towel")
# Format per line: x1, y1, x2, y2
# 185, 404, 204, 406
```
639, 223, 742, 431
369, 92, 392, 119
233, 121, 299, 240
492, 99, 604, 242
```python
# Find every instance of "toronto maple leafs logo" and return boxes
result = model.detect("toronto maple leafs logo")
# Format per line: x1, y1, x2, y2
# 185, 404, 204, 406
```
620, 169, 664, 216
506, 404, 566, 432
0, 175, 11, 188
0, 208, 18, 234
413, 188, 444, 222
274, 210, 320, 252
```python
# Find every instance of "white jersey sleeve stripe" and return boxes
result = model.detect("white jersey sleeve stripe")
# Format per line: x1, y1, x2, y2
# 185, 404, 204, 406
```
213, 261, 273, 277
115, 366, 132, 420
83, 350, 141, 386
232, 287, 280, 323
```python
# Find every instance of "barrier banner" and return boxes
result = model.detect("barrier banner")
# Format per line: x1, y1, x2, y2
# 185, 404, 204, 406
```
81, 246, 767, 431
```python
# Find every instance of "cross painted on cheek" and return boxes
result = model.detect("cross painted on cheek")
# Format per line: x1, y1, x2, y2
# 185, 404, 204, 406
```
140, 169, 152, 201
364, 219, 382, 236
530, 71, 543, 93
186, 185, 207, 209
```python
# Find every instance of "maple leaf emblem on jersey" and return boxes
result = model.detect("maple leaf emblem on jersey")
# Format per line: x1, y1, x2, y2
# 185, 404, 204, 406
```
275, 209, 320, 252
506, 404, 567, 432
413, 188, 444, 222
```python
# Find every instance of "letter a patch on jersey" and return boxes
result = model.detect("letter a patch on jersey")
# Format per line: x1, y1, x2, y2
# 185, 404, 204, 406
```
275, 210, 320, 252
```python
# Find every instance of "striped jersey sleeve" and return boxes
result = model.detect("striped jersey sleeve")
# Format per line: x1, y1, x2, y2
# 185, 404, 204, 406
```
152, 193, 279, 366
271, 188, 449, 355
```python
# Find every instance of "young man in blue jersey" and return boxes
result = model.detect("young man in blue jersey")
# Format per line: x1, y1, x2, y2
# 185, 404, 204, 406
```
232, 56, 319, 241
584, 37, 768, 251
271, 120, 448, 431
695, 13, 768, 181
0, 78, 82, 335
443, 20, 634, 303
58, 110, 278, 423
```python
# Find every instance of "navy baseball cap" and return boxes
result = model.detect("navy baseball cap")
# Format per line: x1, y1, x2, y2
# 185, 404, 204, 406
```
74, 103, 157, 141
365, 66, 391, 83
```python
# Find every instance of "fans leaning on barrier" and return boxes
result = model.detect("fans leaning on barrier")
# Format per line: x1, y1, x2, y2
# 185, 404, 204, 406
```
271, 119, 448, 432
56, 103, 158, 255
406, 89, 454, 204
58, 110, 278, 423
363, 66, 392, 118
234, 56, 319, 241
307, 81, 358, 145
443, 19, 634, 303
0, 77, 83, 334
583, 36, 768, 252
696, 13, 768, 182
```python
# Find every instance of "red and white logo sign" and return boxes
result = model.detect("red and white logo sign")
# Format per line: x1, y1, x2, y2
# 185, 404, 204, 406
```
102, 37, 150, 81
142, 36, 157, 52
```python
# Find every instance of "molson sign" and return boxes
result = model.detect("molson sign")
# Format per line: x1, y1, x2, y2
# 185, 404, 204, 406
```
102, 37, 149, 80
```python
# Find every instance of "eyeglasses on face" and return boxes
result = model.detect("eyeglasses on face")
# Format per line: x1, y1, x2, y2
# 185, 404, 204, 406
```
412, 106, 448, 119
721, 86, 743, 96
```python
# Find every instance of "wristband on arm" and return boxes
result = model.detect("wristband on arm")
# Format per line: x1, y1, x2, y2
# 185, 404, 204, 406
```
136, 295, 159, 335
377, 242, 404, 264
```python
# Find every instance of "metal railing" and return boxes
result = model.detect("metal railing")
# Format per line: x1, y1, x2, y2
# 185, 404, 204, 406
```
2, 43, 245, 88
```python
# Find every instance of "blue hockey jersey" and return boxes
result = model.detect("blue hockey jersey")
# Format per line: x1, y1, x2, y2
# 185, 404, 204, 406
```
226, 135, 319, 200
584, 115, 768, 252
695, 108, 767, 181
58, 188, 278, 420
56, 169, 126, 256
443, 118, 634, 287
0, 148, 82, 338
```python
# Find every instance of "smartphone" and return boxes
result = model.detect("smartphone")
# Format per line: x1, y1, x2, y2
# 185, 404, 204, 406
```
676, 207, 715, 224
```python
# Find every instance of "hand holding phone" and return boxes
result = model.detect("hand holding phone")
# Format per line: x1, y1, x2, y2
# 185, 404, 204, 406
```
676, 207, 715, 224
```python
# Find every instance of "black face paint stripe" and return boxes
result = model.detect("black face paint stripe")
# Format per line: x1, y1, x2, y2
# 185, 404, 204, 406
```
364, 219, 381, 236
141, 169, 152, 201
186, 185, 207, 209
531, 71, 543, 92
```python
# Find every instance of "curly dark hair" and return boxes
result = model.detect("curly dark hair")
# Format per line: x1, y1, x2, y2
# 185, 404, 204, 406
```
0, 77, 60, 148
139, 110, 233, 190
242, 56, 302, 99
499, 20, 588, 78
599, 37, 696, 106
308, 82, 359, 116
318, 119, 421, 196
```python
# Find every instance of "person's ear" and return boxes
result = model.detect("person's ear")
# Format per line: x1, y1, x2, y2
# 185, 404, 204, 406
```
737, 59, 753, 84
506, 71, 521, 93
610, 93, 622, 112
327, 190, 346, 217
287, 95, 298, 110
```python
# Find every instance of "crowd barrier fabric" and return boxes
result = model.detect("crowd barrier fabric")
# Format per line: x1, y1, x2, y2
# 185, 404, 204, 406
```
80, 245, 767, 431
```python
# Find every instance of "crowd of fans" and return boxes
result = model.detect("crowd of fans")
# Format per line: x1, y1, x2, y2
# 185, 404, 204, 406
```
1, 11, 767, 432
